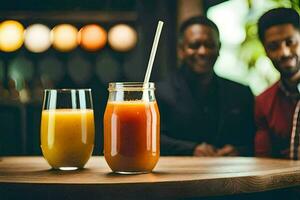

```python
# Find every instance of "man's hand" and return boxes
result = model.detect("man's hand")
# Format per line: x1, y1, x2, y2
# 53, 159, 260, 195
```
193, 144, 239, 157
216, 144, 239, 156
193, 143, 217, 156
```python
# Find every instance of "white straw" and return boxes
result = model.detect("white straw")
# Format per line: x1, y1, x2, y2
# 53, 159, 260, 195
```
143, 21, 164, 84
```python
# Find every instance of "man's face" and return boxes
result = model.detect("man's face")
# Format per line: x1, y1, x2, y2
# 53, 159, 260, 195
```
263, 24, 300, 79
179, 24, 220, 75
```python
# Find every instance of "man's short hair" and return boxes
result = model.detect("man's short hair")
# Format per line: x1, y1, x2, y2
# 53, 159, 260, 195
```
178, 15, 220, 44
258, 7, 299, 42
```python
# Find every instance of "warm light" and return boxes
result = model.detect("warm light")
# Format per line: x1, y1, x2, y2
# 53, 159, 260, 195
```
51, 24, 78, 52
0, 20, 24, 52
78, 24, 107, 51
108, 24, 137, 52
24, 24, 51, 53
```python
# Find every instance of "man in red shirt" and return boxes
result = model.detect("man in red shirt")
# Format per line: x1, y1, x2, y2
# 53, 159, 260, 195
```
255, 8, 300, 159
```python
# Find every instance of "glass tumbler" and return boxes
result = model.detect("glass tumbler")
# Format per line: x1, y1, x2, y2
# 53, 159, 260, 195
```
41, 89, 95, 170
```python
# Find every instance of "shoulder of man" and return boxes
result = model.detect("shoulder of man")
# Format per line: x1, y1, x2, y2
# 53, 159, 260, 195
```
156, 69, 183, 100
254, 82, 280, 124
216, 75, 253, 97
256, 81, 280, 104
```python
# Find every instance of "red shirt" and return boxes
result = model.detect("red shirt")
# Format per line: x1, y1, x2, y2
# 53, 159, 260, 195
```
255, 81, 297, 158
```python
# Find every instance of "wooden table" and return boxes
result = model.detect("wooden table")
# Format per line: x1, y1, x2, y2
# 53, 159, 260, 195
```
1, 156, 300, 200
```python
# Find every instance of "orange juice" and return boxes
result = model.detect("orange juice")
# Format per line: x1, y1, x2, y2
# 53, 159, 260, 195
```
41, 109, 94, 169
104, 100, 160, 173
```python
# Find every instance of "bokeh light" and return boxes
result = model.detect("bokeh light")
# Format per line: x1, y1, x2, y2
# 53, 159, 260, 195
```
67, 54, 92, 85
24, 24, 51, 53
0, 59, 4, 81
38, 55, 64, 85
0, 20, 24, 52
8, 56, 34, 91
8, 56, 34, 81
78, 24, 107, 51
95, 52, 120, 84
108, 24, 137, 52
51, 24, 78, 52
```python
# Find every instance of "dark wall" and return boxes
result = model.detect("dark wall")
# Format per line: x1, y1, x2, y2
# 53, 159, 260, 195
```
0, 0, 137, 11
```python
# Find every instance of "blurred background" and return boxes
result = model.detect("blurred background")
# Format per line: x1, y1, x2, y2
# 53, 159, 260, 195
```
0, 0, 299, 156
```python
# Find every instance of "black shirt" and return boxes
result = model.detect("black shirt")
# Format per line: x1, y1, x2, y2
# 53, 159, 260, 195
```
156, 66, 255, 156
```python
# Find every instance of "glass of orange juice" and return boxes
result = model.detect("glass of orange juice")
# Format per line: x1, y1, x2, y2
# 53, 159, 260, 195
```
104, 82, 160, 174
41, 89, 95, 170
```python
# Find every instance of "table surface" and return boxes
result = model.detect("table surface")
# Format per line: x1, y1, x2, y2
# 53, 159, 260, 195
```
1, 156, 300, 199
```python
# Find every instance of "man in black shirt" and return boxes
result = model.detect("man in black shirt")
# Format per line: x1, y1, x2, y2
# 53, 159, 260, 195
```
157, 16, 255, 156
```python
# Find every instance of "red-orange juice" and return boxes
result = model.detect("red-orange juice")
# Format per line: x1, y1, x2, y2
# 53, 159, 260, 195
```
41, 109, 94, 169
104, 100, 160, 173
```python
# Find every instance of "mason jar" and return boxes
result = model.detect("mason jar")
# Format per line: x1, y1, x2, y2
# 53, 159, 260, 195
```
103, 82, 160, 174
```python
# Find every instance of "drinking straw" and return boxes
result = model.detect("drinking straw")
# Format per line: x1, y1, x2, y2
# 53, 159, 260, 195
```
143, 21, 164, 84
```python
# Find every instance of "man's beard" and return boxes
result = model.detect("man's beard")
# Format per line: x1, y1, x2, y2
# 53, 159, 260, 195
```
276, 56, 300, 78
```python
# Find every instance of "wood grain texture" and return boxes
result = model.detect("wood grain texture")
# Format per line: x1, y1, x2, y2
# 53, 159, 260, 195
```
0, 156, 300, 199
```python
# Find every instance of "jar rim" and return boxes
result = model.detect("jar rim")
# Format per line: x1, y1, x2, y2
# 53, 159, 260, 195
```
108, 82, 155, 91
